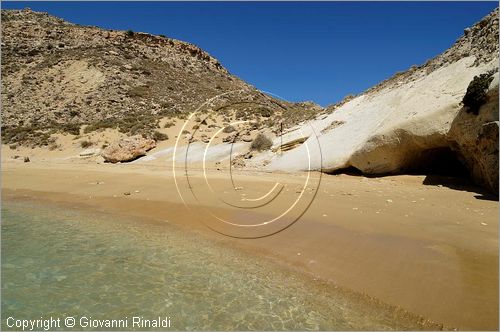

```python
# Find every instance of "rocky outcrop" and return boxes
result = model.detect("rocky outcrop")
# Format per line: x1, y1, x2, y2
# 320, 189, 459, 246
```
267, 9, 499, 193
448, 74, 499, 192
101, 136, 156, 163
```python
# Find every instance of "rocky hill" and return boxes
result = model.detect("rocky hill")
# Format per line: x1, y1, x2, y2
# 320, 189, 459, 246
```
2, 8, 498, 193
1, 8, 320, 146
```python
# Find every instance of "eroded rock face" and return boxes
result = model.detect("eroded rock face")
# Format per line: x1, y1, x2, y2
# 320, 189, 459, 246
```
266, 9, 499, 193
448, 76, 499, 193
101, 136, 156, 163
267, 57, 497, 175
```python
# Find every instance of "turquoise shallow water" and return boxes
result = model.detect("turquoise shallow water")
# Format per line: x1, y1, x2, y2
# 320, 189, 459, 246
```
1, 199, 430, 330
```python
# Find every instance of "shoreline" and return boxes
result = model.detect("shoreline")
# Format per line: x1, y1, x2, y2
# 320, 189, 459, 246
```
2, 196, 443, 330
1, 162, 498, 330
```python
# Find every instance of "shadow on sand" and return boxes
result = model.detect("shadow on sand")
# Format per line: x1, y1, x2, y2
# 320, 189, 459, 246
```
422, 174, 498, 201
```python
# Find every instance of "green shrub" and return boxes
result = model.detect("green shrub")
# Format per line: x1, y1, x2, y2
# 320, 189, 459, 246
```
126, 30, 134, 37
152, 131, 168, 141
59, 123, 81, 135
84, 119, 117, 133
69, 109, 79, 117
1, 126, 51, 147
463, 72, 494, 115
163, 121, 175, 128
258, 107, 272, 118
80, 140, 92, 148
251, 134, 272, 151
223, 125, 236, 133
235, 109, 247, 120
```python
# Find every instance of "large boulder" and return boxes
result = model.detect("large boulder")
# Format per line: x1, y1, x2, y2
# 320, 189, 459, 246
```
101, 135, 156, 163
448, 74, 499, 193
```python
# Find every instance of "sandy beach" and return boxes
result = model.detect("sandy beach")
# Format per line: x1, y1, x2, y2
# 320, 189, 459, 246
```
1, 4, 499, 331
2, 160, 498, 330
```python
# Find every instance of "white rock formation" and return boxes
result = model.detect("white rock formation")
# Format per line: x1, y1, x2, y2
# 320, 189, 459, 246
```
267, 57, 497, 176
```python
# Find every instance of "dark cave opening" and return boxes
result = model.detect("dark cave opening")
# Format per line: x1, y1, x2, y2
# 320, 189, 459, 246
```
405, 147, 469, 177
328, 147, 469, 178
326, 147, 496, 197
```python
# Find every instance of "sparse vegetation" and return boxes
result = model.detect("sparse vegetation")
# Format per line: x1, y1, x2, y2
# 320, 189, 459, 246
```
1, 10, 325, 148
163, 121, 175, 128
257, 107, 272, 118
127, 86, 150, 99
223, 125, 236, 133
152, 131, 168, 141
80, 140, 92, 148
251, 134, 272, 151
1, 125, 51, 147
83, 114, 160, 137
463, 71, 495, 115
48, 137, 59, 151
84, 119, 115, 133
58, 123, 81, 135
69, 109, 79, 117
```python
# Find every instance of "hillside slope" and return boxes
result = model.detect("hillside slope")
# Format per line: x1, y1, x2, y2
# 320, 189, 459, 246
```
1, 8, 319, 146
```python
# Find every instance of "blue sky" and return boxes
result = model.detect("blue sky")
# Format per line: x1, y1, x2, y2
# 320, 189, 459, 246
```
2, 1, 497, 106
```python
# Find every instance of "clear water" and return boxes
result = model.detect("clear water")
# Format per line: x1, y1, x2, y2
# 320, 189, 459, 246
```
1, 199, 430, 330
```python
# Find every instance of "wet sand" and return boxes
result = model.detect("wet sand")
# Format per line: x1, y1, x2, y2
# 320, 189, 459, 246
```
1, 162, 498, 330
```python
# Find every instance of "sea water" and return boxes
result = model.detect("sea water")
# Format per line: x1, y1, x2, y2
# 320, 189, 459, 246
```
1, 199, 431, 330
